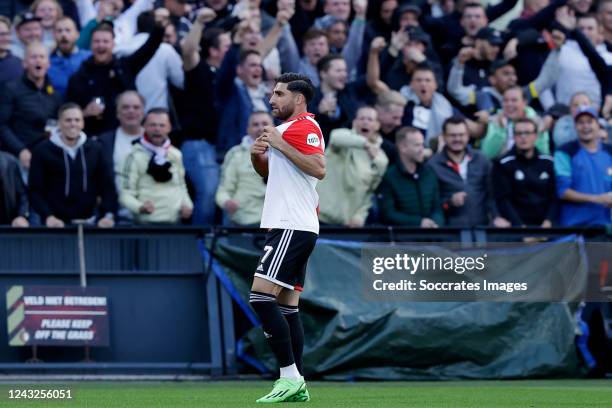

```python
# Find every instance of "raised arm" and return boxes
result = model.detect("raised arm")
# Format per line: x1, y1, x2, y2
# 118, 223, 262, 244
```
182, 8, 217, 72
123, 14, 165, 75
257, 7, 294, 59
366, 37, 391, 95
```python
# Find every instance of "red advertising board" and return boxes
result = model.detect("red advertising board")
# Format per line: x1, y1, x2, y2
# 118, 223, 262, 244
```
6, 286, 109, 346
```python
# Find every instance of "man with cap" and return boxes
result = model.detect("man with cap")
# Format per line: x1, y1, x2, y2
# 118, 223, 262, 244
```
451, 27, 503, 91
554, 106, 612, 226
449, 52, 560, 116
11, 12, 43, 59
369, 26, 444, 93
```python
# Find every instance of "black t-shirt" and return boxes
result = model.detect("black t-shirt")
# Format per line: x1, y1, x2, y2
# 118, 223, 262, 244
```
181, 60, 218, 144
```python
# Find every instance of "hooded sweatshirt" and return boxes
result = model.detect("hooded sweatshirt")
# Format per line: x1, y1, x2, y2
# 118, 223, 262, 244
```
29, 128, 117, 222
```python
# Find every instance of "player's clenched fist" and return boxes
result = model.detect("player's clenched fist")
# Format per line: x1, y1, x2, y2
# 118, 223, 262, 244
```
260, 126, 283, 149
251, 137, 269, 155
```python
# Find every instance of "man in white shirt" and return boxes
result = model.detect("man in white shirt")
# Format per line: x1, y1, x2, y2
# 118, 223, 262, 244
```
96, 91, 145, 221
114, 10, 184, 111
249, 73, 325, 403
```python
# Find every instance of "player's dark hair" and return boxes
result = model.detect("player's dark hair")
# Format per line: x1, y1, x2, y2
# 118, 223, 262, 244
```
58, 102, 82, 118
442, 116, 468, 134
316, 53, 344, 74
239, 49, 260, 65
276, 73, 316, 104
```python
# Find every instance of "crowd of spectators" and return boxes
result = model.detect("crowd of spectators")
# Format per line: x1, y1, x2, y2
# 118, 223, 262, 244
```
0, 0, 610, 229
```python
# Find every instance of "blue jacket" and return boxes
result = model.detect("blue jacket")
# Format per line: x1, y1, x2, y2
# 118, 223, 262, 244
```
215, 45, 270, 155
48, 48, 91, 96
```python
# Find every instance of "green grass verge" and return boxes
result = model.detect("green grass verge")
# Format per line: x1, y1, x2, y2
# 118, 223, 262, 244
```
0, 380, 610, 407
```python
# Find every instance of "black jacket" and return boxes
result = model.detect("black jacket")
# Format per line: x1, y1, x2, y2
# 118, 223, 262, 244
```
492, 147, 558, 226
308, 79, 374, 145
95, 129, 116, 168
0, 151, 28, 224
29, 138, 118, 223
65, 25, 164, 137
0, 74, 62, 155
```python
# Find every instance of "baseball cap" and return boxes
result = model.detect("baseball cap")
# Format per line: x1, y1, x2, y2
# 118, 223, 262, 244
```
475, 27, 503, 46
14, 12, 42, 29
489, 59, 513, 75
546, 103, 570, 120
573, 106, 598, 121
400, 4, 422, 17
406, 26, 429, 45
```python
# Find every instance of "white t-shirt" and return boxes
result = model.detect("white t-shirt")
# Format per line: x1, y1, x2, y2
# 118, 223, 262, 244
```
113, 127, 142, 190
260, 113, 325, 234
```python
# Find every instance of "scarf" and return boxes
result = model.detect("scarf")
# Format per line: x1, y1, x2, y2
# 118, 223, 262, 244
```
140, 134, 173, 182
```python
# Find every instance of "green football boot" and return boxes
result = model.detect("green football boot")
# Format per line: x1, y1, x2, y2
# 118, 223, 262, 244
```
284, 385, 310, 402
256, 377, 306, 403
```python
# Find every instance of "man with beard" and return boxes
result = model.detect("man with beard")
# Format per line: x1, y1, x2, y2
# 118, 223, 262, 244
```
318, 106, 388, 227
0, 42, 61, 176
249, 73, 324, 403
119, 108, 193, 224
554, 106, 612, 226
428, 116, 510, 227
65, 14, 166, 137
48, 16, 91, 96
28, 103, 117, 228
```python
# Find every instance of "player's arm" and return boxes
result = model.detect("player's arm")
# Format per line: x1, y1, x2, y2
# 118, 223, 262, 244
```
260, 126, 326, 180
250, 137, 269, 178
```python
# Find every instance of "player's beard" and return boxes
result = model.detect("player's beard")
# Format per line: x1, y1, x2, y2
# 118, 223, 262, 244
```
273, 101, 295, 121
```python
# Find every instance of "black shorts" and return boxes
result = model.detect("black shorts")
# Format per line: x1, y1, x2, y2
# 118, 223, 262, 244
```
254, 229, 318, 292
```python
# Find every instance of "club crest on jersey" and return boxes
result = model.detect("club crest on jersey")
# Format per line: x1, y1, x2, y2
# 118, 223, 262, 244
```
306, 133, 320, 147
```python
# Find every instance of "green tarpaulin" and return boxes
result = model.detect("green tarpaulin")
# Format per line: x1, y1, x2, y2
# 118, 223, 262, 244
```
209, 237, 584, 380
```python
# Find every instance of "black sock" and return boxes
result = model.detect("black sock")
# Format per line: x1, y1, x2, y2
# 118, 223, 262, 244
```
249, 291, 295, 368
279, 304, 303, 375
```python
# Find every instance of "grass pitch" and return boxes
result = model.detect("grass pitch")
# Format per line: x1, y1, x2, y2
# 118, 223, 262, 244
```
0, 379, 610, 407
